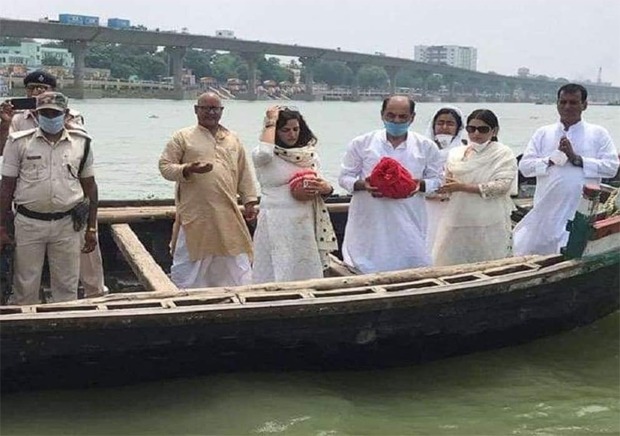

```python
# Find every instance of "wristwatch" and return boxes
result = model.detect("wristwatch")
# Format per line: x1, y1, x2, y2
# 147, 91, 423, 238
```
571, 155, 583, 167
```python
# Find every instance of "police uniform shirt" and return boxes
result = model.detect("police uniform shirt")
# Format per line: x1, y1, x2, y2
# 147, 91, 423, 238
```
1, 128, 95, 213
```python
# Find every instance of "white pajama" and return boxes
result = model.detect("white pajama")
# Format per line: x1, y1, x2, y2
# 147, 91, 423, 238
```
171, 226, 251, 289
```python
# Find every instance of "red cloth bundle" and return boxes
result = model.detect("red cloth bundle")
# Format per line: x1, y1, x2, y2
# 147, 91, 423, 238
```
368, 157, 419, 198
289, 169, 317, 191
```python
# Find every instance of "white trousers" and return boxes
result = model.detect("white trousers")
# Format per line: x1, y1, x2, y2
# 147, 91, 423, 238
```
13, 214, 80, 305
170, 226, 252, 289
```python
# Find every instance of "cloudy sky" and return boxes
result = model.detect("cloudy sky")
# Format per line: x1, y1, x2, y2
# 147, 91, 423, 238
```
3, 0, 619, 85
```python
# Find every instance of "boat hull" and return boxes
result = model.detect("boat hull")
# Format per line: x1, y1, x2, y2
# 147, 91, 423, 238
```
2, 253, 617, 391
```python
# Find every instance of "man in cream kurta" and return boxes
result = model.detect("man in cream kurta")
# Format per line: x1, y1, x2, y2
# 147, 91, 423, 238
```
513, 84, 619, 255
159, 92, 258, 288
339, 96, 442, 273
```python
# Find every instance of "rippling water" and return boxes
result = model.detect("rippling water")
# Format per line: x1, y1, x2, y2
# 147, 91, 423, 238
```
1, 100, 618, 435
1, 313, 618, 435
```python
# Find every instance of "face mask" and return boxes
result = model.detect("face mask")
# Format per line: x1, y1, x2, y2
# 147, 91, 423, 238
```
38, 113, 65, 134
468, 140, 491, 153
434, 134, 453, 149
384, 121, 410, 137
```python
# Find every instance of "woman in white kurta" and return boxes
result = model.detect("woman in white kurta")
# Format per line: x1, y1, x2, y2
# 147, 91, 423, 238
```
252, 106, 337, 284
433, 109, 518, 266
423, 106, 465, 253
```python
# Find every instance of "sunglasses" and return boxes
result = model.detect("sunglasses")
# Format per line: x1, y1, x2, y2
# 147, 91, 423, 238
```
465, 125, 492, 134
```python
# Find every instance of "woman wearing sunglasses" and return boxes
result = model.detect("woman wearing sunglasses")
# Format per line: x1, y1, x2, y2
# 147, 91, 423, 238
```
423, 106, 465, 252
433, 109, 518, 266
251, 106, 337, 284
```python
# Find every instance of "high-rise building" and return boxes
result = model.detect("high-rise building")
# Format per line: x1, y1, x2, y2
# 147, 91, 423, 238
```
414, 45, 477, 71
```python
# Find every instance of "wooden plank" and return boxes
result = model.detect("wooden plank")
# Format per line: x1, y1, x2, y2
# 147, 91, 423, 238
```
110, 223, 178, 293
592, 215, 620, 240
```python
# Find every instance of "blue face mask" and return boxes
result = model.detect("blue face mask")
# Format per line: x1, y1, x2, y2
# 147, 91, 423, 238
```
384, 120, 410, 137
38, 113, 65, 134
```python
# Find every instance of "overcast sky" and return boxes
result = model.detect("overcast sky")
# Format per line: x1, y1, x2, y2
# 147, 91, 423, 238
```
3, 0, 619, 85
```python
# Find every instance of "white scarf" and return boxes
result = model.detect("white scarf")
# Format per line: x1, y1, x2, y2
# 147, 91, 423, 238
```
274, 141, 337, 268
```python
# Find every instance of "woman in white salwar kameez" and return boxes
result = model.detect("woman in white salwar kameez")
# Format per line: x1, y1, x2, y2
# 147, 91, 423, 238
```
424, 106, 465, 253
433, 109, 518, 266
252, 106, 337, 284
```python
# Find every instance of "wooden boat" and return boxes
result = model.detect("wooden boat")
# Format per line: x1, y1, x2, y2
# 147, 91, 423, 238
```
0, 188, 618, 392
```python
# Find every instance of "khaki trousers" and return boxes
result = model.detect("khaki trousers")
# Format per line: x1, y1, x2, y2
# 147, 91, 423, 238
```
13, 214, 80, 305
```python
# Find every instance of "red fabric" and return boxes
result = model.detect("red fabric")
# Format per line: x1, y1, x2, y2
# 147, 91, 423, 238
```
368, 157, 419, 199
289, 169, 317, 192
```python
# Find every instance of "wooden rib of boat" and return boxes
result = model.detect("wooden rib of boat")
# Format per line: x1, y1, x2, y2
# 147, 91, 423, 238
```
0, 189, 618, 392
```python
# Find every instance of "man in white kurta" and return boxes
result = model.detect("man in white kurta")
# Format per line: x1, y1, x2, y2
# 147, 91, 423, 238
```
513, 84, 619, 256
339, 96, 442, 273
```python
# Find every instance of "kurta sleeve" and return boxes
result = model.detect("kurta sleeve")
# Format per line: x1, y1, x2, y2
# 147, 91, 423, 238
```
159, 132, 189, 182
582, 128, 619, 179
519, 129, 551, 177
339, 139, 363, 194
479, 178, 514, 199
421, 140, 442, 194
236, 141, 258, 204
252, 142, 275, 167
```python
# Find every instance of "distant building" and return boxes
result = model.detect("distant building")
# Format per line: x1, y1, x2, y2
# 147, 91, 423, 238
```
0, 41, 74, 69
517, 67, 530, 77
215, 30, 235, 39
414, 45, 477, 71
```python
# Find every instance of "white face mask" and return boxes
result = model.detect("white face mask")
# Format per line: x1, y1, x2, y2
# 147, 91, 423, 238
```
468, 140, 491, 153
434, 134, 453, 149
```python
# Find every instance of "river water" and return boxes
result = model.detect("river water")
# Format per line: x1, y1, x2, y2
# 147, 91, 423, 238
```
0, 100, 619, 435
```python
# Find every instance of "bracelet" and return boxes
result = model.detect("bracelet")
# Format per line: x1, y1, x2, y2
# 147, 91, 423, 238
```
86, 227, 97, 233
264, 122, 276, 128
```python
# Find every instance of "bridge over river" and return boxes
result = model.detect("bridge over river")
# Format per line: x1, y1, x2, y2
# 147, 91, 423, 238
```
1, 18, 619, 102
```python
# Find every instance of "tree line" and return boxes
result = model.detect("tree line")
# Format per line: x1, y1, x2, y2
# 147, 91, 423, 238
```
0, 38, 446, 90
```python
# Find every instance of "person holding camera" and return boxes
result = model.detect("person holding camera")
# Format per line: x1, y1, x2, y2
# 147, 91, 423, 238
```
0, 92, 99, 305
0, 70, 107, 300
0, 70, 84, 156
251, 106, 336, 284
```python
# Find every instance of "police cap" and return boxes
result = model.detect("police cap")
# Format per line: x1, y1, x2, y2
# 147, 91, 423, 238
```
23, 70, 57, 88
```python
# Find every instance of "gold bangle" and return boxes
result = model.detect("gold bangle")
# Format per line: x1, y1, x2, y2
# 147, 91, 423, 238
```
87, 227, 97, 233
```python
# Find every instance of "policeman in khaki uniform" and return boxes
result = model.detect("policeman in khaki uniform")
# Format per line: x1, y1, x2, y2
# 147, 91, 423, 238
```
0, 71, 108, 298
0, 92, 99, 305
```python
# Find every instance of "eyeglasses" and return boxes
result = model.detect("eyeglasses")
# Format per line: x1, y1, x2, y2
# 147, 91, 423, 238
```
26, 84, 52, 91
465, 125, 491, 134
279, 106, 299, 112
195, 105, 224, 113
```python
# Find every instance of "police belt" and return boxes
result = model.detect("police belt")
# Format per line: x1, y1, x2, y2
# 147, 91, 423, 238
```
16, 205, 74, 221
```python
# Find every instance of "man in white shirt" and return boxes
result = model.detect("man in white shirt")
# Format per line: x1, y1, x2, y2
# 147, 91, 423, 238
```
338, 95, 442, 273
513, 84, 619, 256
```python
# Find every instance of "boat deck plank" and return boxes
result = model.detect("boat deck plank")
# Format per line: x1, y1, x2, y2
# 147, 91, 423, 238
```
109, 223, 178, 294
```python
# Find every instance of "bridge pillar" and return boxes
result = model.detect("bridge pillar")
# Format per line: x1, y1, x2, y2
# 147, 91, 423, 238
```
167, 46, 187, 100
67, 41, 88, 99
347, 62, 363, 102
384, 66, 401, 95
299, 56, 318, 101
239, 52, 263, 101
